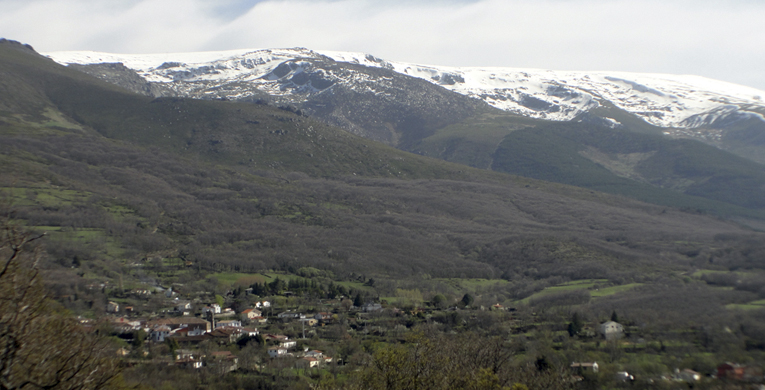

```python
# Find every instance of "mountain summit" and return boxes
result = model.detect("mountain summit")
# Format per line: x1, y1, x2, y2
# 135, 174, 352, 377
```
47, 47, 765, 151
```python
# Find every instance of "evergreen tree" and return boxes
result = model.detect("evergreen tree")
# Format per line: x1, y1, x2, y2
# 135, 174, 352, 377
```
461, 293, 474, 307
165, 338, 179, 359
327, 282, 338, 299
611, 310, 619, 323
269, 277, 284, 294
251, 282, 265, 296
132, 329, 146, 350
567, 312, 583, 337
354, 293, 363, 307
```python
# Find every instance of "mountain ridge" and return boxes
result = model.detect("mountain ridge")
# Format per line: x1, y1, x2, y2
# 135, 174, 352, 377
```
45, 47, 765, 129
46, 47, 765, 166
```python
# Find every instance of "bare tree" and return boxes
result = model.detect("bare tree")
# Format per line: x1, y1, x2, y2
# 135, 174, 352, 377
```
0, 211, 121, 390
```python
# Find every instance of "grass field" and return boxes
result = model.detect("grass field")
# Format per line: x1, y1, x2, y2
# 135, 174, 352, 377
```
334, 281, 376, 293
211, 272, 275, 286
1, 186, 92, 207
517, 279, 643, 304
726, 299, 765, 311
590, 283, 644, 298
431, 278, 511, 294
30, 225, 126, 259
691, 269, 762, 278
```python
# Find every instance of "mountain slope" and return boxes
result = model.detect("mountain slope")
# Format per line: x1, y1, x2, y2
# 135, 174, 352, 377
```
3, 38, 763, 283
489, 122, 765, 215
40, 46, 765, 222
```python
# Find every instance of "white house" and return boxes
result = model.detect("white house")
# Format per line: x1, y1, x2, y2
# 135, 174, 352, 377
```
599, 321, 624, 340
171, 324, 207, 337
268, 347, 288, 358
151, 325, 171, 342
176, 301, 192, 312
202, 304, 221, 315
362, 303, 382, 312
216, 319, 242, 329
305, 350, 323, 358
299, 357, 319, 368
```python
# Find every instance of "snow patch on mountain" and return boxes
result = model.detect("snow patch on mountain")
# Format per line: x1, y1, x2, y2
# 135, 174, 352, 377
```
45, 48, 765, 129
315, 50, 765, 127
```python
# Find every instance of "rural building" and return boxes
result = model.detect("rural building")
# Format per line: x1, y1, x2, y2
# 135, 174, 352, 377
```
599, 321, 624, 340
717, 363, 763, 381
240, 308, 262, 322
106, 301, 119, 313
268, 347, 288, 358
570, 362, 599, 373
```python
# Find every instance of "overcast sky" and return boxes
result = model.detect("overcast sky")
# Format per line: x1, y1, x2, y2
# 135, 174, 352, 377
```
2, 0, 764, 90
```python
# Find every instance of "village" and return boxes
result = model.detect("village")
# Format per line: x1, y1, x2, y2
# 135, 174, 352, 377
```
92, 276, 764, 389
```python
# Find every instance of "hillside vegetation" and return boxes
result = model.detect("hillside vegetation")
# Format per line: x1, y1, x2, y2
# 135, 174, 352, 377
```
411, 114, 765, 222
2, 37, 764, 281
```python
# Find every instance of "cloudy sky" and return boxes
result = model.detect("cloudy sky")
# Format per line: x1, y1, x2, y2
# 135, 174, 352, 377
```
2, 0, 764, 90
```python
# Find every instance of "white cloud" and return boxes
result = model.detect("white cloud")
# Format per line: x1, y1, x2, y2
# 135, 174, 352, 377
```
1, 0, 764, 90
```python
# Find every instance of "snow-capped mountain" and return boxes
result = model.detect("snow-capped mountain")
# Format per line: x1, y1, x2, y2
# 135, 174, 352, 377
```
46, 47, 765, 123
45, 47, 765, 155
26, 43, 765, 218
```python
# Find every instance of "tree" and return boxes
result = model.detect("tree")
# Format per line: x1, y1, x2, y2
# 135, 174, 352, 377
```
215, 294, 225, 308
268, 277, 285, 294
461, 293, 474, 307
1, 213, 121, 390
131, 329, 146, 352
567, 312, 583, 337
165, 338, 179, 359
354, 293, 363, 308
432, 294, 447, 309
610, 310, 619, 323
352, 332, 573, 390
